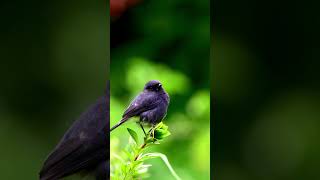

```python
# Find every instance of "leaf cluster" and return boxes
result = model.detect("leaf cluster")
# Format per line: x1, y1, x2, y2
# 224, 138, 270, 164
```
110, 122, 180, 180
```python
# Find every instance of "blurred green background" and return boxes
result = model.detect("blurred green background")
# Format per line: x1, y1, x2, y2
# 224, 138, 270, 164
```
110, 0, 210, 180
212, 0, 320, 180
0, 0, 108, 179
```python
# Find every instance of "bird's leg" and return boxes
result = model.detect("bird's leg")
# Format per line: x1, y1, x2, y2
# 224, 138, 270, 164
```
139, 122, 147, 137
151, 124, 155, 139
146, 124, 155, 139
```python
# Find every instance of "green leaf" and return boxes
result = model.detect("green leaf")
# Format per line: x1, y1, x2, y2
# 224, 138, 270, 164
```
141, 152, 181, 180
153, 122, 171, 140
127, 128, 139, 144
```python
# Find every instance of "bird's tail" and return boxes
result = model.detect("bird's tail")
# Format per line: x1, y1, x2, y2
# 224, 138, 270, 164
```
110, 117, 128, 132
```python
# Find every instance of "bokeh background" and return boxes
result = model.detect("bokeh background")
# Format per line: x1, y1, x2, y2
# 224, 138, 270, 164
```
110, 0, 210, 179
212, 1, 320, 180
0, 1, 108, 179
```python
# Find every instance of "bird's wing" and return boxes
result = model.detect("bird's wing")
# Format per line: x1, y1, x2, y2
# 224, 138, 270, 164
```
39, 95, 109, 180
39, 133, 107, 180
122, 92, 160, 118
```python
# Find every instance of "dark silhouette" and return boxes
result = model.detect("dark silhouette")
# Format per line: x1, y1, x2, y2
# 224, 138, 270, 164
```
39, 83, 109, 180
110, 80, 170, 134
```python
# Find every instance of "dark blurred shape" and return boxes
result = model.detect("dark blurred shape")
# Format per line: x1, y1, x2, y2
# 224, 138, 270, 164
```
0, 0, 109, 179
39, 84, 109, 180
212, 0, 320, 180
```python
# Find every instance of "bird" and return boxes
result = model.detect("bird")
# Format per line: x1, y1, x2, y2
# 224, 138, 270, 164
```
39, 82, 110, 180
110, 80, 170, 135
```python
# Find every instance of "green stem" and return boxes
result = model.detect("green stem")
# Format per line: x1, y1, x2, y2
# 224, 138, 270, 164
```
134, 142, 147, 161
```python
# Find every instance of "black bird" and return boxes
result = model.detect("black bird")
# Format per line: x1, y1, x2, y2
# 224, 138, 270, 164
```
39, 83, 110, 180
110, 80, 170, 134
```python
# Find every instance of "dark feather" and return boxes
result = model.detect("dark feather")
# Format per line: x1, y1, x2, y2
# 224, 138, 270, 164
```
122, 92, 160, 118
39, 90, 109, 180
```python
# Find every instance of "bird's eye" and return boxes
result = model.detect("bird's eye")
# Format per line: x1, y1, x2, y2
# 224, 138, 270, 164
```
158, 83, 162, 88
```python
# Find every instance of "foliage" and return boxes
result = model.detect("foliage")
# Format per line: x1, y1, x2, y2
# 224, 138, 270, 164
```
111, 123, 180, 180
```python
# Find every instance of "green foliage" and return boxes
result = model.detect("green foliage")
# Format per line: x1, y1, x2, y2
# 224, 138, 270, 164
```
153, 123, 171, 140
127, 128, 139, 144
111, 123, 180, 180
126, 58, 190, 96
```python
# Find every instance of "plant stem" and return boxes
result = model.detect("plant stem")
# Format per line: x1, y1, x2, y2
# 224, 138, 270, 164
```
134, 141, 148, 161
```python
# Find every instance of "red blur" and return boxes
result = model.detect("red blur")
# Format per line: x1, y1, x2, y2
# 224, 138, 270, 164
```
110, 0, 142, 17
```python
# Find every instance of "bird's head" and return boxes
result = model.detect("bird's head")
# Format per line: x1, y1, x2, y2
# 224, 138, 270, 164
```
144, 80, 164, 92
